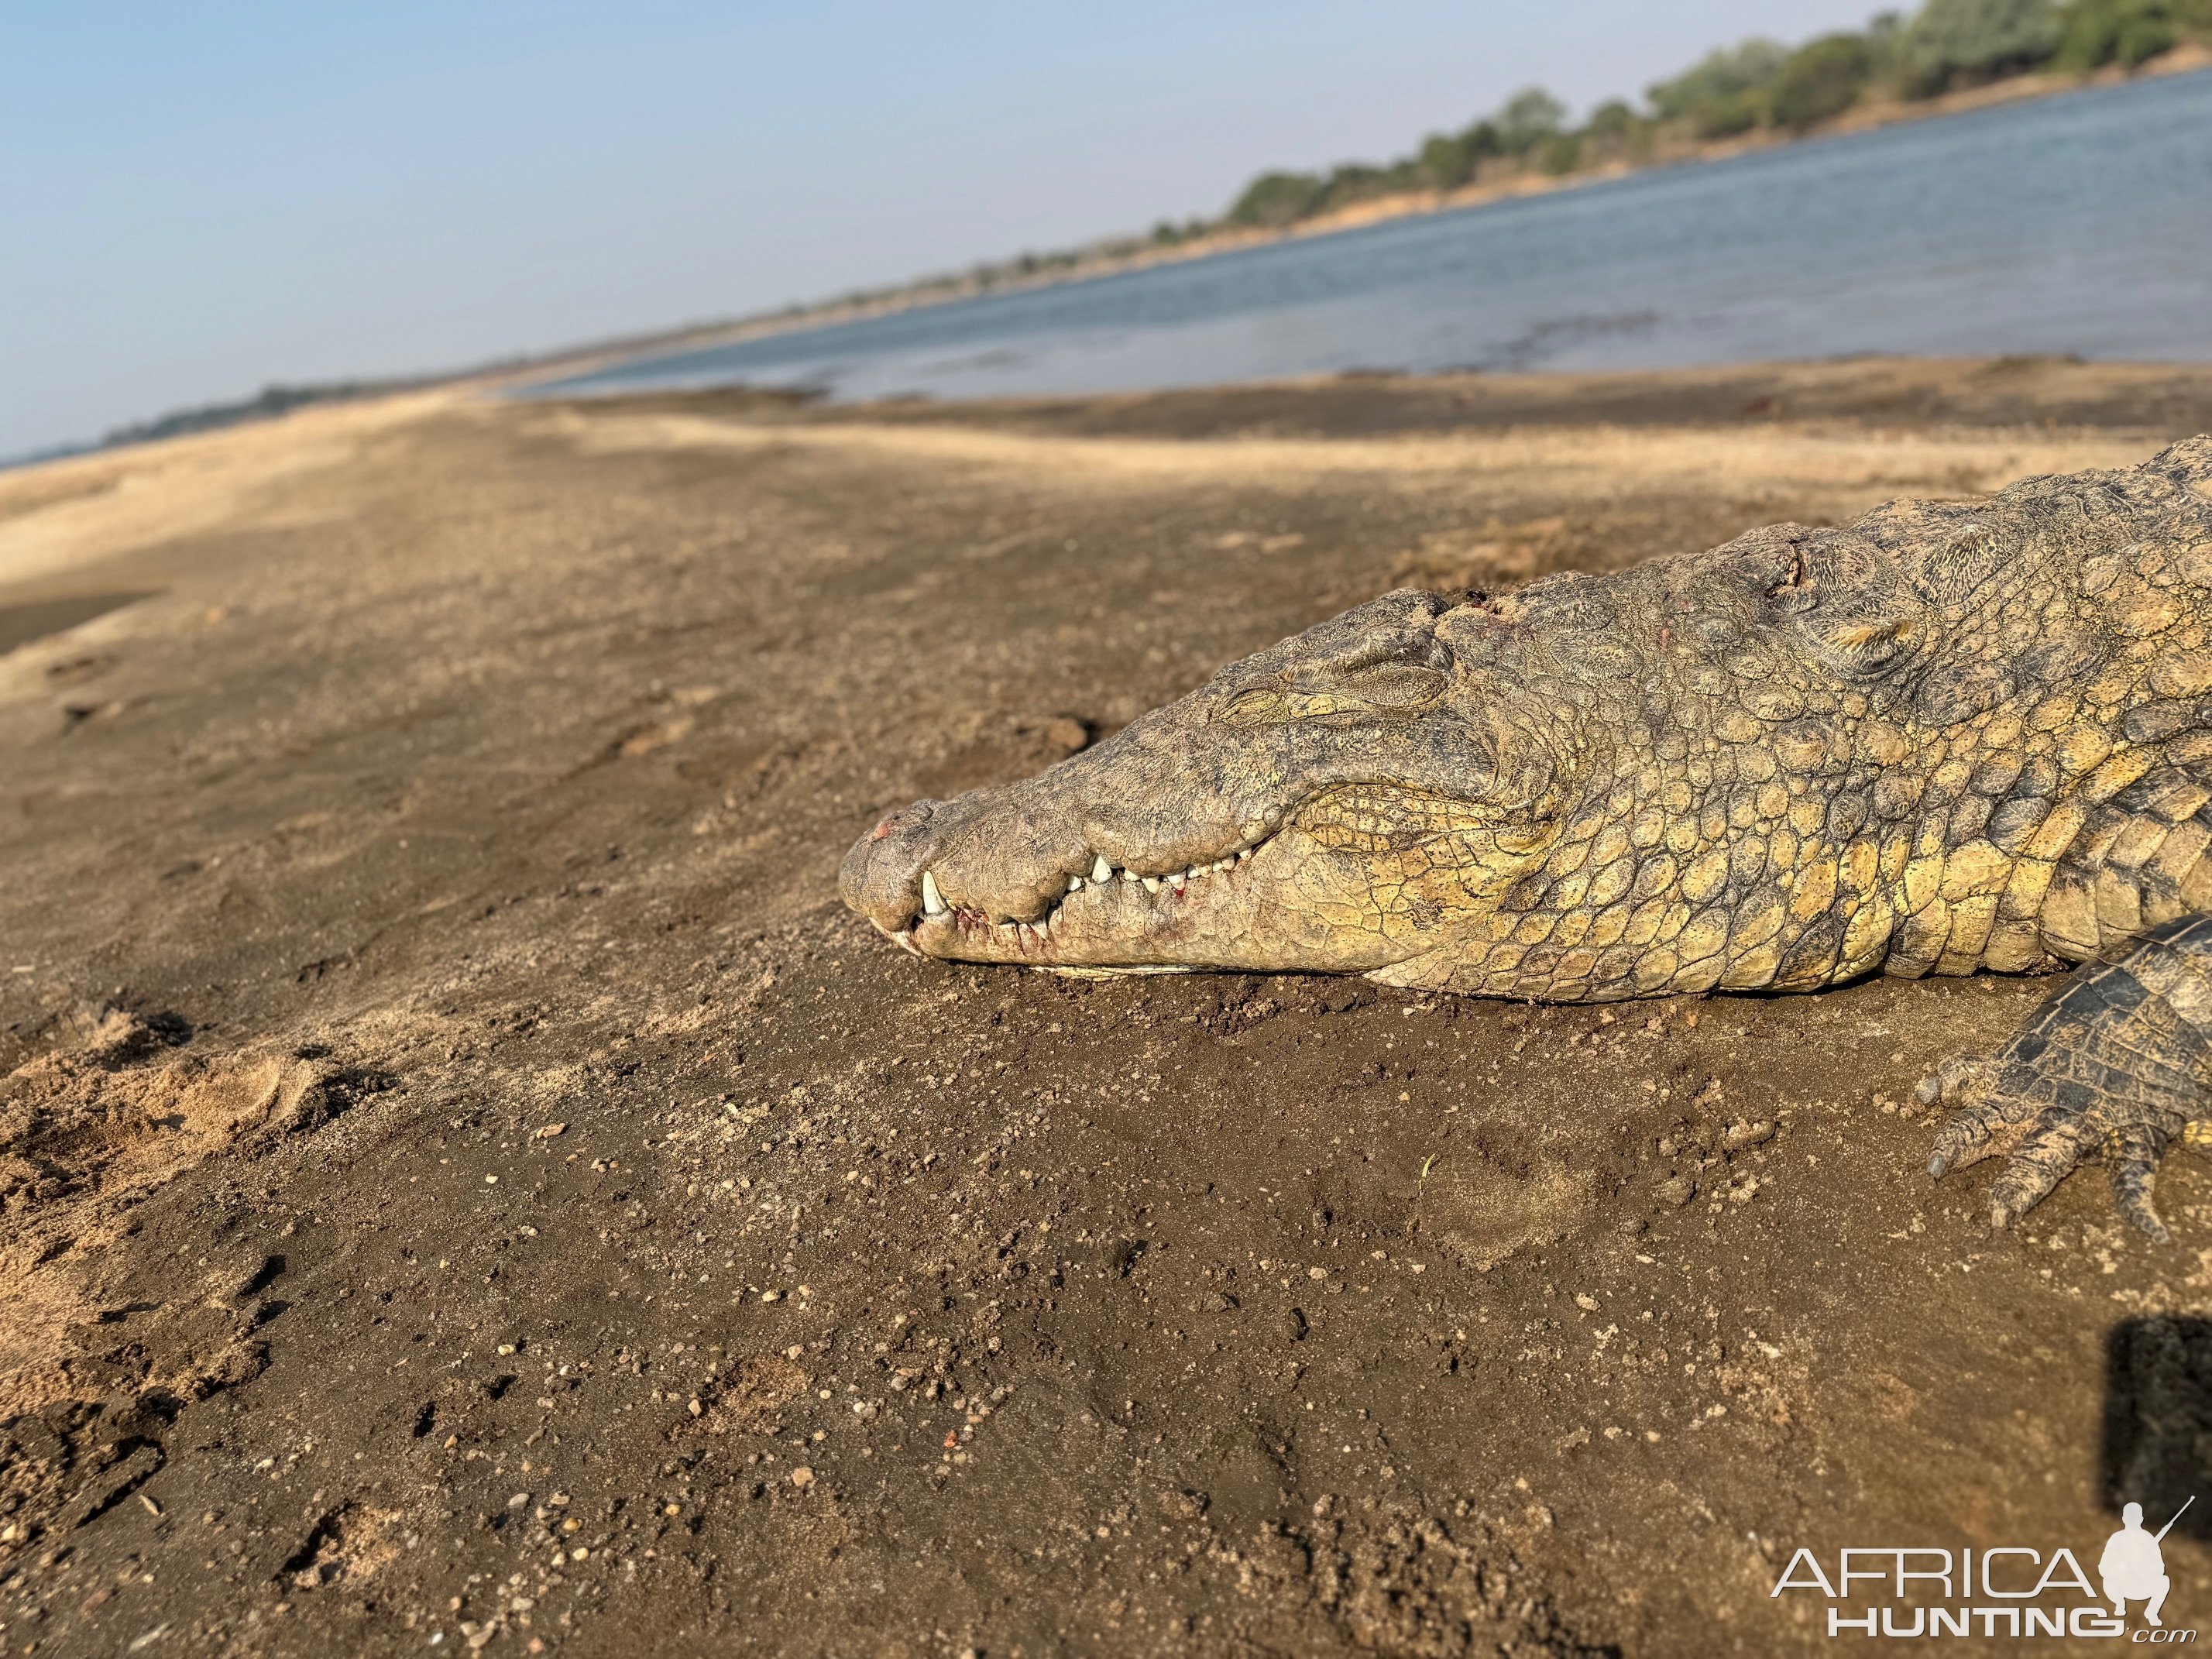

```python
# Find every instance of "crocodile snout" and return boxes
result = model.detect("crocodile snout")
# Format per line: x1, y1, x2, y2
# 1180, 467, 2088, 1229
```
840, 802, 922, 934
840, 785, 1099, 940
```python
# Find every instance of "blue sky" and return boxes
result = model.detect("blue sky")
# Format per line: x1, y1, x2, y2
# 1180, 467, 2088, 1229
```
2, 2, 1881, 458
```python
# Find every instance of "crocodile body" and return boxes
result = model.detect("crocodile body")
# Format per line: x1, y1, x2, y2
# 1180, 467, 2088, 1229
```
844, 438, 2212, 1236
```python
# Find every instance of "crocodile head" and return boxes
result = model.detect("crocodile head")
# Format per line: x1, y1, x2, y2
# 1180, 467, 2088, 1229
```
841, 586, 1593, 988
844, 445, 2212, 1001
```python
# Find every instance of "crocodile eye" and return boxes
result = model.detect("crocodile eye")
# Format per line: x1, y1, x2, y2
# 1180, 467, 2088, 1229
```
1817, 615, 1922, 675
1214, 664, 1448, 725
1326, 663, 1448, 713
1214, 685, 1286, 726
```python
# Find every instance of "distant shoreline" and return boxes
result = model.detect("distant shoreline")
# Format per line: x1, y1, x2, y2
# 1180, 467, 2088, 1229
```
525, 46, 2211, 393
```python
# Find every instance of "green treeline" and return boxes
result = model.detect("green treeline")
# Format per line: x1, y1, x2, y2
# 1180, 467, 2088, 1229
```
1218, 0, 2209, 232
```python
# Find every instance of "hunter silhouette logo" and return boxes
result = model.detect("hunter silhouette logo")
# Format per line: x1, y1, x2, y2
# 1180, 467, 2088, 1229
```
2103, 1499, 2191, 1630
1771, 1498, 2198, 1640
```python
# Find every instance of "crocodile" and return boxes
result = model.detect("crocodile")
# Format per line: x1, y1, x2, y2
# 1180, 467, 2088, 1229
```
843, 438, 2212, 1240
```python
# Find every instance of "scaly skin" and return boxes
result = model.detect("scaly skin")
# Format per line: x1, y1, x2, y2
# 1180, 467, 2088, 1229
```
843, 438, 2212, 1237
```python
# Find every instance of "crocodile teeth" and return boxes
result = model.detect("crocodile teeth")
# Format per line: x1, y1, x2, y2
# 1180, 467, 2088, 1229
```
920, 871, 947, 916
1169, 872, 1187, 893
1067, 875, 1083, 893
1092, 854, 1113, 883
1141, 875, 1162, 893
1237, 848, 1252, 862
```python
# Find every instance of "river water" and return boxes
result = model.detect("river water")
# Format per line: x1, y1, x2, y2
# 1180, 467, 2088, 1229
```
535, 69, 2212, 404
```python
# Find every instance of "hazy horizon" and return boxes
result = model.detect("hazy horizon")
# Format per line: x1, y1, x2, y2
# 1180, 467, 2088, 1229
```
6, 1, 1883, 459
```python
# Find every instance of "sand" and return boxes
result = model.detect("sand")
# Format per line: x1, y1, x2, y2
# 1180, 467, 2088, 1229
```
5, 357, 2212, 1654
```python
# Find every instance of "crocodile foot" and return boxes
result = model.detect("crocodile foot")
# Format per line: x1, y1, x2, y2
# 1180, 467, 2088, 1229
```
1921, 1054, 2200, 1242
1923, 917, 2212, 1243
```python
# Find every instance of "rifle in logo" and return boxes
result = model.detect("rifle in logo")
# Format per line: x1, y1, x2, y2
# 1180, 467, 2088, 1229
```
2158, 1496, 2197, 1543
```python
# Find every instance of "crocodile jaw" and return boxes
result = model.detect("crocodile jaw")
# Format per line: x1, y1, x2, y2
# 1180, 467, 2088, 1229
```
869, 812, 1419, 976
